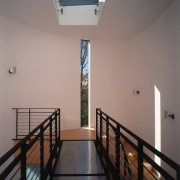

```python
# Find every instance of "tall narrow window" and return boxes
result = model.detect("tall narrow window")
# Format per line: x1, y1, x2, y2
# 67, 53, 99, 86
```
154, 85, 161, 167
80, 40, 90, 127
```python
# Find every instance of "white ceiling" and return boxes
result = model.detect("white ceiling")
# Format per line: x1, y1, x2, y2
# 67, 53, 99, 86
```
0, 0, 173, 41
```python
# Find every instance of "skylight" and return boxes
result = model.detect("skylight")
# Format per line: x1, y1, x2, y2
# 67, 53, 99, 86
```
53, 0, 105, 25
60, 0, 99, 6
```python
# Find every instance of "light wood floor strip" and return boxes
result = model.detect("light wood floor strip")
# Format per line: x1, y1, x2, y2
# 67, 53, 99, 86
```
60, 128, 96, 140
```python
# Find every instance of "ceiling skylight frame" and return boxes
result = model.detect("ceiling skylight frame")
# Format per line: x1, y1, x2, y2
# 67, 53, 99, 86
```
59, 0, 99, 6
53, 0, 105, 25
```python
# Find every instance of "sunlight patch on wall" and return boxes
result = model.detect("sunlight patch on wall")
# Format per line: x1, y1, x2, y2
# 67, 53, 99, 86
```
53, 0, 105, 25
154, 85, 161, 166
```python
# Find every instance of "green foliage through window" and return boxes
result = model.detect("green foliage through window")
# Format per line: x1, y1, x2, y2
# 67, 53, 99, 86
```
80, 40, 89, 127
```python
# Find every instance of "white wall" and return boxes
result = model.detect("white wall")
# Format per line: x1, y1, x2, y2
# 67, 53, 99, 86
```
0, 16, 81, 156
1, 0, 180, 166
91, 0, 180, 163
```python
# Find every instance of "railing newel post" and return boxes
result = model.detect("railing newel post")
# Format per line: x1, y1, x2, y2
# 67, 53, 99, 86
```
115, 124, 120, 179
106, 116, 110, 178
97, 109, 103, 160
21, 141, 27, 180
138, 140, 143, 180
55, 112, 57, 142
100, 110, 103, 146
177, 165, 180, 180
29, 108, 31, 135
16, 109, 18, 139
96, 108, 98, 142
59, 109, 60, 141
40, 126, 44, 180
48, 116, 53, 176
106, 116, 109, 156
123, 152, 127, 178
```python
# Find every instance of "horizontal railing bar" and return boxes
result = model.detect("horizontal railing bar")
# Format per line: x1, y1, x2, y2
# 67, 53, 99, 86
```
27, 135, 41, 151
12, 108, 58, 109
100, 111, 141, 141
10, 165, 21, 179
143, 153, 174, 180
107, 122, 117, 132
16, 112, 55, 114
1, 150, 23, 179
53, 174, 106, 176
142, 141, 180, 170
120, 132, 138, 152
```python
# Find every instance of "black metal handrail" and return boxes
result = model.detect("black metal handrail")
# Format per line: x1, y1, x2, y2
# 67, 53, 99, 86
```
96, 108, 180, 180
0, 108, 61, 180
13, 108, 58, 139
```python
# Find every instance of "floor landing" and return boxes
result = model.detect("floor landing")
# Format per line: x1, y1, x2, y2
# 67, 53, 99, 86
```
61, 128, 96, 141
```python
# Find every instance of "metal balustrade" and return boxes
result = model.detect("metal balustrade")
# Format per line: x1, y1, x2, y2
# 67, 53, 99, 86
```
1, 108, 180, 180
0, 108, 61, 180
95, 108, 180, 180
13, 108, 58, 139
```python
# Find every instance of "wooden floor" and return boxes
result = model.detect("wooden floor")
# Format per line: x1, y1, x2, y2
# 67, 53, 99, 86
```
60, 128, 96, 140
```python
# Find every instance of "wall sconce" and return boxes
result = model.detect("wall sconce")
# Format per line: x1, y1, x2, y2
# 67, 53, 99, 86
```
164, 111, 175, 119
133, 88, 140, 95
169, 114, 175, 119
9, 66, 16, 74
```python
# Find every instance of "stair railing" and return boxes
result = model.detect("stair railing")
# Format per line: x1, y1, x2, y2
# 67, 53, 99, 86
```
96, 108, 180, 180
0, 108, 61, 180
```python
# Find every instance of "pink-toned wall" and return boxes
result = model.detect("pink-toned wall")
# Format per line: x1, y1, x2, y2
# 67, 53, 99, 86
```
91, 0, 180, 164
0, 16, 81, 156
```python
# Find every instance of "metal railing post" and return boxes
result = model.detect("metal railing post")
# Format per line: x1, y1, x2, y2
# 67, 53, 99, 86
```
21, 142, 26, 180
115, 124, 120, 179
58, 109, 60, 141
55, 113, 57, 142
96, 108, 101, 141
28, 108, 31, 134
49, 117, 53, 176
124, 153, 127, 178
106, 116, 110, 179
100, 110, 103, 145
16, 109, 18, 139
106, 116, 109, 156
138, 140, 143, 180
40, 126, 44, 180
177, 166, 180, 180
96, 108, 98, 141
49, 117, 53, 154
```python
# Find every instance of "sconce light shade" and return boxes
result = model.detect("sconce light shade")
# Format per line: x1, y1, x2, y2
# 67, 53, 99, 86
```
9, 66, 16, 74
